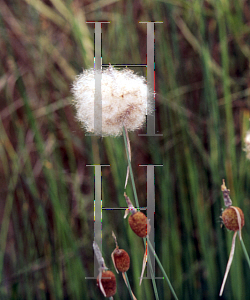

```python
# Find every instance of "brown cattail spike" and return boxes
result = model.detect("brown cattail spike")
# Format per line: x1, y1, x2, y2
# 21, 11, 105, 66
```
111, 231, 130, 273
222, 206, 245, 231
113, 248, 130, 273
128, 211, 150, 238
97, 270, 116, 297
124, 193, 150, 238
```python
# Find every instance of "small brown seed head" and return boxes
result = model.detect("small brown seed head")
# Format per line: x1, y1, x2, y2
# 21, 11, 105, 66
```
128, 211, 150, 238
113, 248, 130, 273
222, 207, 245, 231
97, 270, 116, 297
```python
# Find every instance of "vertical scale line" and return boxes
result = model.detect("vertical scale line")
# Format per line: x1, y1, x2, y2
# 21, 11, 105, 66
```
147, 165, 155, 279
147, 22, 155, 136
85, 21, 110, 136
94, 23, 102, 135
139, 164, 163, 280
85, 165, 110, 279
138, 22, 163, 137
94, 165, 102, 277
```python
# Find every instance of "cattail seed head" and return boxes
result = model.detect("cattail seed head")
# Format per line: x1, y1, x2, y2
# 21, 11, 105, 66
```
97, 270, 116, 297
222, 206, 245, 231
128, 211, 150, 238
71, 66, 151, 136
112, 248, 130, 273
124, 193, 150, 238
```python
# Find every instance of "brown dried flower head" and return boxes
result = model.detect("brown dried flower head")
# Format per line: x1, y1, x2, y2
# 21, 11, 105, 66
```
112, 248, 130, 273
71, 66, 151, 136
128, 211, 149, 238
97, 270, 116, 298
219, 180, 245, 297
222, 206, 245, 231
124, 193, 150, 238
111, 231, 130, 273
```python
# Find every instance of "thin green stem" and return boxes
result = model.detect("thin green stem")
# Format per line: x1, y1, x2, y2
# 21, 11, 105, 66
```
143, 241, 160, 300
123, 127, 159, 298
240, 238, 250, 269
122, 126, 178, 300
124, 272, 135, 300
147, 239, 179, 300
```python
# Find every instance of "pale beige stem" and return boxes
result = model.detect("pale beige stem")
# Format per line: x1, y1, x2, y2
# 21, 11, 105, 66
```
98, 272, 107, 297
111, 232, 119, 274
231, 206, 242, 240
124, 193, 136, 218
124, 126, 131, 189
219, 231, 237, 296
112, 231, 119, 248
139, 247, 148, 286
93, 241, 108, 297
122, 273, 137, 300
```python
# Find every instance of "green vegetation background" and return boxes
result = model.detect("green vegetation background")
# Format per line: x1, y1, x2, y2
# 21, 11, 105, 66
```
1, 0, 250, 299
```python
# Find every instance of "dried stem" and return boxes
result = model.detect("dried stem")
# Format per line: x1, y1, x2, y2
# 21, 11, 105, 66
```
123, 192, 137, 218
122, 126, 139, 208
93, 241, 106, 270
112, 231, 118, 248
123, 126, 131, 189
221, 179, 232, 207
122, 272, 137, 300
231, 206, 243, 240
93, 241, 108, 297
122, 127, 178, 300
139, 246, 147, 285
219, 231, 237, 296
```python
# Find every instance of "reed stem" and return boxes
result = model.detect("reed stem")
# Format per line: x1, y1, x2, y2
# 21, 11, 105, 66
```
240, 238, 250, 269
122, 126, 179, 300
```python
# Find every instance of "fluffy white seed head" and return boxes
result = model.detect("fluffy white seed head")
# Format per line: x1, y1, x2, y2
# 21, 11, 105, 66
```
244, 131, 250, 159
71, 66, 151, 136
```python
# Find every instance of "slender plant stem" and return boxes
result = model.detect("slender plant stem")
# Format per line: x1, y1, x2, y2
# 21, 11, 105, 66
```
123, 127, 159, 299
240, 238, 250, 269
122, 126, 179, 300
147, 239, 179, 300
142, 242, 160, 300
124, 272, 136, 300
219, 231, 237, 296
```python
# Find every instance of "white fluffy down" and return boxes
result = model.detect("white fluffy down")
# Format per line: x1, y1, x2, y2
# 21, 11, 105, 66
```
71, 66, 151, 136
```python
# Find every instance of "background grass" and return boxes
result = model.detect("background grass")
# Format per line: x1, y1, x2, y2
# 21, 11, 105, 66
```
1, 0, 250, 299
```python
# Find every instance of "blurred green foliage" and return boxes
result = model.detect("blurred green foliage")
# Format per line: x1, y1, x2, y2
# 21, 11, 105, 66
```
1, 0, 250, 299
